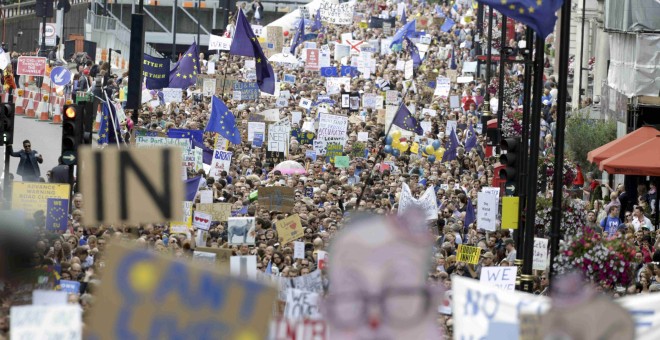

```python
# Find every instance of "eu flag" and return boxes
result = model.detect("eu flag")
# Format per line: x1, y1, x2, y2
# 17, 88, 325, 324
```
400, 6, 406, 23
340, 65, 359, 77
205, 96, 242, 145
404, 37, 421, 68
441, 18, 455, 32
311, 7, 322, 32
185, 176, 202, 201
464, 197, 476, 230
441, 129, 461, 162
465, 124, 478, 152
46, 198, 68, 231
390, 19, 416, 47
477, 0, 564, 39
320, 67, 338, 77
392, 104, 423, 135
192, 138, 214, 165
167, 128, 204, 145
169, 42, 200, 89
98, 101, 122, 146
229, 9, 275, 94
290, 17, 305, 54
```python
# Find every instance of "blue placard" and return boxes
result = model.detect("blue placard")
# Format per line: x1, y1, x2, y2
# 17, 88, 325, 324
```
60, 280, 80, 294
46, 198, 68, 231
233, 82, 260, 101
50, 66, 71, 86
305, 187, 314, 198
252, 132, 264, 148
305, 150, 317, 161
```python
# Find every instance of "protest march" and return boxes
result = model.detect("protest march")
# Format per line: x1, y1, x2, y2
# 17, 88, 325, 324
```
0, 0, 659, 338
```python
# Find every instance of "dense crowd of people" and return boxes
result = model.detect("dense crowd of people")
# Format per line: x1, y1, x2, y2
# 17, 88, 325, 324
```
0, 0, 658, 338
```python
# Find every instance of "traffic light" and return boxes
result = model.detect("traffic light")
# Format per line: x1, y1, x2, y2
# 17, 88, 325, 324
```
62, 104, 83, 163
0, 103, 15, 146
499, 137, 521, 184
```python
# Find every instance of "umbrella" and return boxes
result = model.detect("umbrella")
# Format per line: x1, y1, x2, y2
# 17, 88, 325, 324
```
587, 126, 658, 165
599, 135, 660, 176
274, 160, 307, 175
268, 53, 300, 66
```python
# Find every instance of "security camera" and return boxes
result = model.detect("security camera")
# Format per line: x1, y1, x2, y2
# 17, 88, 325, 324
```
17, 31, 23, 37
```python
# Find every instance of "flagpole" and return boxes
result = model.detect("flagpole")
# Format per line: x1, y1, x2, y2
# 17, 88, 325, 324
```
103, 90, 121, 149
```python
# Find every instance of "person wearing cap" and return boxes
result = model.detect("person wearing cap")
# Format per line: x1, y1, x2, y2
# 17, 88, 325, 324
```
476, 251, 495, 278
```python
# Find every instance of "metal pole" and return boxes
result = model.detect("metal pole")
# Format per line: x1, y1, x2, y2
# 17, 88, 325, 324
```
476, 2, 483, 79
484, 7, 493, 109
196, 0, 201, 45
550, 0, 572, 284
4, 140, 10, 202
577, 0, 586, 107
521, 32, 545, 292
172, 0, 178, 62
497, 15, 507, 130
126, 0, 145, 128
516, 27, 534, 258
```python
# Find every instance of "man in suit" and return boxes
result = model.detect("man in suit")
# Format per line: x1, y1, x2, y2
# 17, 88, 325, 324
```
9, 140, 43, 181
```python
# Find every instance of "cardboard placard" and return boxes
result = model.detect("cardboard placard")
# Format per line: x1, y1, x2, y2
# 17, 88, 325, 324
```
275, 214, 304, 244
86, 244, 276, 339
258, 187, 295, 213
196, 203, 232, 222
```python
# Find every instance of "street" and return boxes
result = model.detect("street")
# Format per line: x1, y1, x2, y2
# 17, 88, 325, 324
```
3, 115, 62, 181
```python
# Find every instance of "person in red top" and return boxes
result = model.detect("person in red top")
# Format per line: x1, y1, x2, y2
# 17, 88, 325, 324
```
3, 64, 16, 91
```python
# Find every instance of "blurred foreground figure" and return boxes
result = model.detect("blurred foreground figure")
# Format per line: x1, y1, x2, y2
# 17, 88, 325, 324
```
323, 212, 442, 339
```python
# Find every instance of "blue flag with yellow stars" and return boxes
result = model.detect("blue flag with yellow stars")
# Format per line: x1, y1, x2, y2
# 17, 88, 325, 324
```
46, 198, 68, 231
229, 9, 275, 94
290, 17, 305, 54
98, 101, 122, 145
169, 42, 200, 89
477, 0, 564, 39
390, 19, 416, 47
442, 129, 461, 162
167, 128, 204, 145
205, 96, 241, 145
392, 103, 423, 135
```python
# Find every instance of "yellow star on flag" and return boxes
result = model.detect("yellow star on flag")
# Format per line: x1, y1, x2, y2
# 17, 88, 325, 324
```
519, 7, 525, 13
537, 0, 542, 5
187, 53, 192, 57
176, 73, 181, 77
529, 6, 535, 13
509, 4, 515, 9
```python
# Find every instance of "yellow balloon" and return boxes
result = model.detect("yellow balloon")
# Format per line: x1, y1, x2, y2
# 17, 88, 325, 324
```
391, 130, 401, 141
399, 142, 409, 151
435, 149, 445, 158
425, 145, 435, 155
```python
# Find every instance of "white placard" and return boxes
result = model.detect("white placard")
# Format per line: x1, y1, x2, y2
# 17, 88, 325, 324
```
209, 149, 232, 180
299, 98, 312, 110
420, 121, 433, 135
206, 61, 216, 74
32, 290, 68, 305
404, 60, 414, 80
325, 77, 351, 95
357, 131, 369, 142
477, 191, 498, 231
284, 289, 321, 320
200, 190, 213, 204
450, 95, 461, 109
230, 255, 257, 280
294, 241, 305, 259
434, 76, 451, 98
291, 111, 302, 125
208, 34, 232, 50
192, 211, 212, 231
397, 183, 438, 220
479, 266, 517, 291
422, 108, 437, 117
533, 238, 549, 271
203, 78, 216, 96
10, 305, 82, 340
482, 187, 501, 201
248, 122, 266, 141
162, 88, 183, 103
261, 108, 280, 122
446, 120, 457, 136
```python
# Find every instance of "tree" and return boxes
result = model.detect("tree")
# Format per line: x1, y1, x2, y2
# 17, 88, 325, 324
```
565, 110, 616, 173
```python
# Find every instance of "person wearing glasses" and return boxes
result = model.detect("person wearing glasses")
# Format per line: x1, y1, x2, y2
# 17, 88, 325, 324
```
9, 139, 44, 182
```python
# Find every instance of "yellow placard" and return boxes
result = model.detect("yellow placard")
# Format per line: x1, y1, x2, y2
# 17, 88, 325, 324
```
456, 244, 481, 265
410, 142, 420, 155
502, 196, 520, 230
12, 182, 70, 216
275, 214, 304, 245
359, 22, 368, 29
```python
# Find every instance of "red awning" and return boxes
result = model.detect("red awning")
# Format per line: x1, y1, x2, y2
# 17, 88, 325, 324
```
599, 135, 660, 176
587, 126, 659, 165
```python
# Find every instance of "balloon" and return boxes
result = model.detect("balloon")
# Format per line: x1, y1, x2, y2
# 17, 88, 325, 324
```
432, 140, 442, 149
428, 155, 436, 163
384, 145, 393, 154
392, 149, 401, 157
425, 145, 435, 155
385, 136, 393, 145
435, 149, 444, 158
399, 142, 409, 151
392, 138, 401, 147
283, 31, 290, 36
391, 130, 401, 141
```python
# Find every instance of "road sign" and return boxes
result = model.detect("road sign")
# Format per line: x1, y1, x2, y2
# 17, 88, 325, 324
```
39, 23, 57, 46
50, 66, 71, 86
61, 151, 76, 165
16, 57, 47, 76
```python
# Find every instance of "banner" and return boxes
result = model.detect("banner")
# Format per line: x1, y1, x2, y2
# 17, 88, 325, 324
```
305, 48, 320, 71
319, 1, 354, 25
208, 34, 232, 50
143, 54, 170, 89
397, 183, 438, 220
479, 266, 517, 291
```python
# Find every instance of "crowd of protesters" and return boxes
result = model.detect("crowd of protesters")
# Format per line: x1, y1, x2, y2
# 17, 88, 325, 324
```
0, 0, 658, 338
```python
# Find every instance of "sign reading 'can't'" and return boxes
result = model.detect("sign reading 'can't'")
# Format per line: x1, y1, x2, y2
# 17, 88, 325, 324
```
16, 57, 47, 76
78, 146, 183, 225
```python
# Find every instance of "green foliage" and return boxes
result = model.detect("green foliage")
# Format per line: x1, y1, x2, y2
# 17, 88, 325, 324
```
565, 110, 616, 173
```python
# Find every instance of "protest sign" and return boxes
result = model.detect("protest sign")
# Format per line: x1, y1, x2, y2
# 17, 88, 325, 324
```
453, 276, 550, 340
230, 255, 258, 280
319, 1, 353, 25
450, 95, 461, 109
480, 267, 517, 291
202, 78, 216, 96
266, 26, 284, 57
299, 98, 312, 109
386, 90, 399, 105
253, 132, 264, 148
192, 251, 216, 265
334, 155, 350, 168
305, 48, 320, 71
325, 143, 343, 161
162, 88, 183, 103
33, 290, 68, 305
195, 246, 232, 266
260, 108, 280, 122
291, 111, 302, 125
60, 279, 80, 294
502, 196, 519, 229
208, 34, 232, 50
276, 97, 288, 107
362, 93, 377, 108
477, 191, 498, 231
86, 243, 276, 339
196, 203, 232, 222
269, 319, 328, 340
209, 150, 232, 180
248, 121, 266, 141
258, 187, 295, 213
79, 147, 183, 225
397, 183, 438, 220
404, 60, 414, 80
434, 77, 451, 98
12, 182, 69, 217
11, 305, 82, 340
233, 82, 260, 101
227, 217, 256, 245
268, 119, 291, 155
533, 238, 549, 271
456, 244, 481, 264
291, 128, 316, 145
284, 289, 321, 320
422, 108, 437, 117
192, 211, 212, 231
294, 241, 305, 259
135, 135, 191, 150
275, 214, 304, 244
283, 74, 296, 84
325, 76, 350, 95
45, 198, 68, 231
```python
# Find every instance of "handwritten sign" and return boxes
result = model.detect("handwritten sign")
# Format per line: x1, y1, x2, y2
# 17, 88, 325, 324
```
86, 243, 277, 339
397, 184, 438, 220
477, 191, 498, 231
319, 1, 354, 25
208, 34, 232, 50
209, 150, 232, 180
294, 241, 306, 259
11, 305, 82, 339
233, 82, 260, 101
533, 238, 549, 271
284, 289, 321, 320
456, 244, 481, 264
480, 266, 517, 291
274, 214, 304, 245
196, 203, 232, 222
162, 88, 183, 103
258, 187, 295, 213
